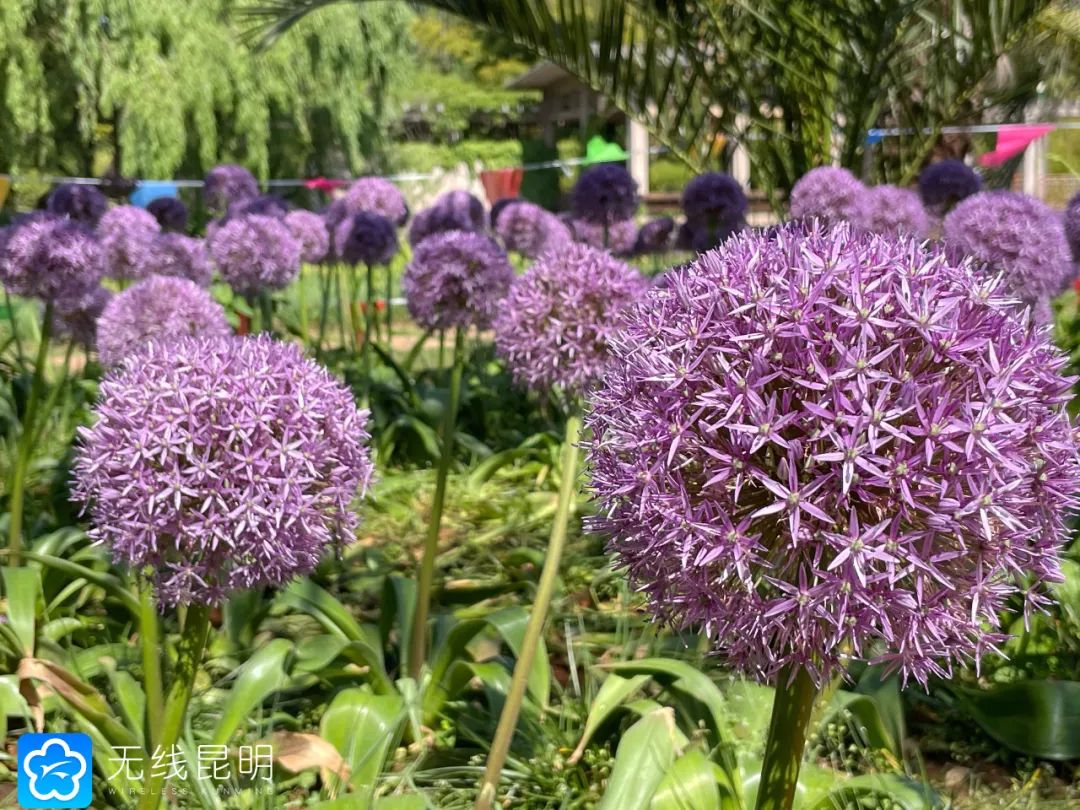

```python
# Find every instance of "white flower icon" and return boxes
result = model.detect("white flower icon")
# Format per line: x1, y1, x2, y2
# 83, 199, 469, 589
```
23, 738, 88, 802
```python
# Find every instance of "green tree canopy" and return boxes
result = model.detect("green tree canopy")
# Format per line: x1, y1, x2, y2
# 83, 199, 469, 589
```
0, 0, 411, 180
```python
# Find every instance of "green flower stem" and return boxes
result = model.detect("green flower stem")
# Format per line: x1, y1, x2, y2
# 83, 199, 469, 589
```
385, 264, 394, 347
4, 289, 26, 370
28, 341, 74, 451
298, 265, 309, 344
335, 264, 349, 351
438, 329, 446, 369
755, 665, 818, 810
258, 291, 274, 336
347, 266, 362, 352
475, 411, 581, 810
409, 327, 465, 680
137, 604, 210, 810
315, 265, 332, 360
7, 302, 53, 567
138, 581, 164, 750
362, 262, 375, 407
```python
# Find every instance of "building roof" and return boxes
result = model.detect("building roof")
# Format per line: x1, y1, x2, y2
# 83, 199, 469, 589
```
506, 61, 573, 90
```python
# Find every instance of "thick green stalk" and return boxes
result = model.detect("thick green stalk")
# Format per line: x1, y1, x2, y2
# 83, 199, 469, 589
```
315, 265, 332, 360
362, 262, 375, 407
7, 302, 53, 566
755, 666, 818, 810
137, 604, 211, 810
347, 266, 361, 351
384, 264, 394, 347
298, 264, 309, 345
139, 581, 164, 750
335, 265, 349, 350
3, 289, 26, 370
409, 327, 465, 680
258, 291, 275, 336
438, 329, 446, 369
475, 412, 581, 810
29, 342, 73, 449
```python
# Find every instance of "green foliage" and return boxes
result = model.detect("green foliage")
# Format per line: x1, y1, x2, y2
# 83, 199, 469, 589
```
649, 156, 694, 193
0, 0, 411, 178
388, 139, 525, 174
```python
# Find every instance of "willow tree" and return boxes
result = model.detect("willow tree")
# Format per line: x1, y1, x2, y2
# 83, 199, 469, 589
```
252, 0, 1055, 201
0, 0, 410, 180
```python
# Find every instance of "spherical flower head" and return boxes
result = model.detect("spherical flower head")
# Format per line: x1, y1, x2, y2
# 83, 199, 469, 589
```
943, 191, 1072, 312
208, 214, 301, 297
569, 217, 638, 256
334, 211, 398, 266
1064, 190, 1080, 261
571, 163, 638, 225
494, 243, 645, 394
150, 233, 213, 287
51, 286, 112, 348
495, 201, 572, 258
789, 167, 867, 225
225, 194, 291, 221
72, 334, 374, 606
1, 216, 105, 302
97, 205, 162, 282
203, 164, 260, 213
407, 190, 486, 247
284, 210, 330, 264
681, 173, 748, 238
859, 185, 930, 239
585, 222, 1080, 687
46, 184, 108, 226
344, 177, 409, 226
146, 197, 189, 233
489, 197, 521, 228
403, 230, 513, 330
96, 275, 231, 366
918, 159, 981, 217
634, 217, 676, 255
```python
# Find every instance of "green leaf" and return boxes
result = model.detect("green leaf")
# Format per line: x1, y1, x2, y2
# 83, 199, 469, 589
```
821, 689, 898, 757
211, 638, 293, 745
813, 773, 943, 810
18, 551, 139, 616
597, 709, 687, 810
375, 797, 426, 810
380, 575, 416, 675
2, 566, 41, 656
321, 688, 407, 793
484, 606, 551, 708
101, 661, 147, 748
278, 578, 368, 642
0, 674, 31, 742
650, 749, 723, 809
956, 680, 1080, 760
569, 673, 651, 763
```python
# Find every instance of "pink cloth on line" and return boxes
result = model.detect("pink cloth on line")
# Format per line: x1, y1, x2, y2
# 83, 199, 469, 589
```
978, 124, 1055, 167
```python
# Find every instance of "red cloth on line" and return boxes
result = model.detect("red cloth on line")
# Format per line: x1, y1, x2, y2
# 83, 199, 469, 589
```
978, 124, 1055, 167
305, 177, 348, 192
480, 168, 523, 205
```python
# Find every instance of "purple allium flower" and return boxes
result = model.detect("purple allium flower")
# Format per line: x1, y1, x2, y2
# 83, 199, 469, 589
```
208, 214, 301, 297
146, 196, 189, 233
585, 222, 1080, 687
203, 164, 260, 213
568, 217, 638, 255
71, 334, 374, 606
334, 212, 398, 266
918, 159, 982, 217
490, 197, 521, 228
403, 230, 513, 330
0, 216, 105, 302
633, 217, 676, 255
407, 190, 486, 247
571, 163, 638, 226
494, 243, 645, 394
284, 210, 330, 264
149, 233, 213, 287
859, 185, 930, 239
50, 286, 112, 348
495, 201, 572, 258
344, 177, 409, 226
96, 275, 231, 366
788, 166, 867, 226
97, 205, 161, 282
226, 194, 291, 221
1064, 190, 1080, 261
46, 184, 108, 226
942, 191, 1072, 314
681, 172, 748, 242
